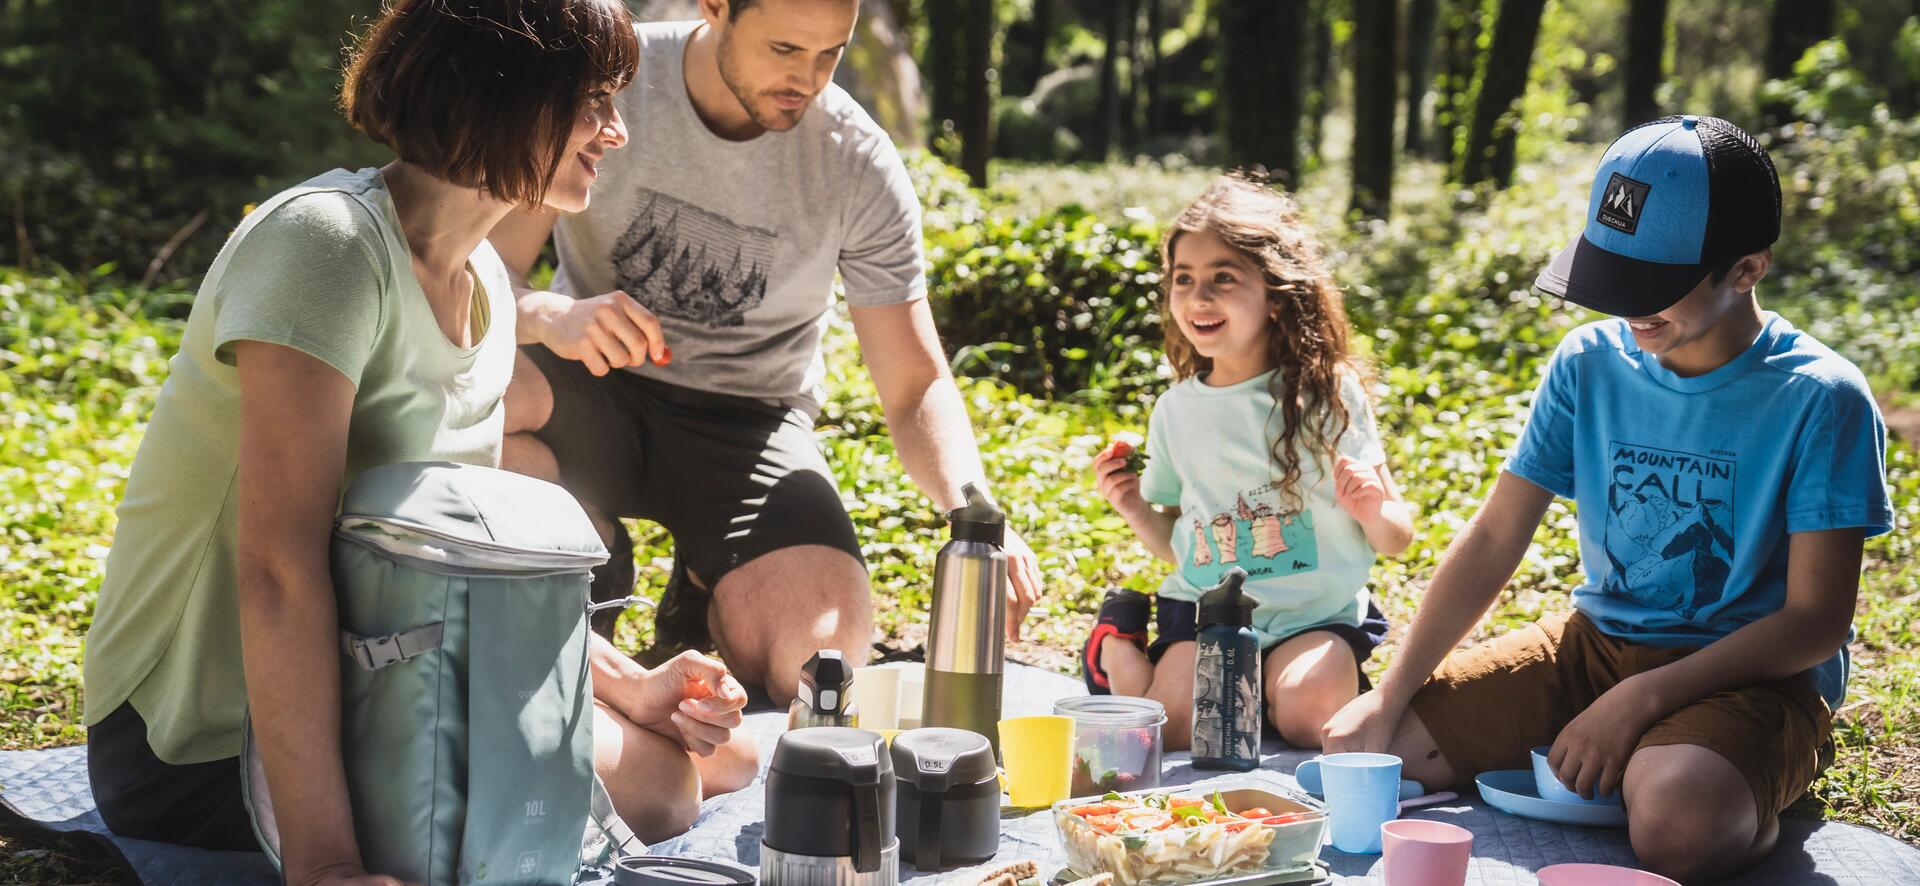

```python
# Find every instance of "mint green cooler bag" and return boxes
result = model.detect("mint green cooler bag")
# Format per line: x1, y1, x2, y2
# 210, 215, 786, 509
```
243, 461, 618, 884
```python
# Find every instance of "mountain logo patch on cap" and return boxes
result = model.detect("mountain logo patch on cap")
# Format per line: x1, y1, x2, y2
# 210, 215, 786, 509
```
1596, 172, 1652, 235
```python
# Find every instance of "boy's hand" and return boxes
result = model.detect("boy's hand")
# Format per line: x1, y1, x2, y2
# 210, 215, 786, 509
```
1093, 439, 1149, 517
1332, 454, 1387, 523
1320, 688, 1404, 754
1548, 676, 1662, 800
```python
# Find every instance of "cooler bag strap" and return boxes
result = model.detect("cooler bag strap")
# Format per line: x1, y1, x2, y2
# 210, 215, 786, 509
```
580, 775, 647, 867
342, 623, 445, 671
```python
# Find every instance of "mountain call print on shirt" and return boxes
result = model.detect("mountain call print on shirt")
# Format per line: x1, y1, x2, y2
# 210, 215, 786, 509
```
1603, 441, 1735, 621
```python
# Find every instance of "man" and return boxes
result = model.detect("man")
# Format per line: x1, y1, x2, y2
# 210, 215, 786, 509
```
491, 0, 1043, 704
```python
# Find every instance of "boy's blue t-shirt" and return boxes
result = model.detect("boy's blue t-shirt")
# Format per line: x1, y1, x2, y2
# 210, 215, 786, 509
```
1507, 314, 1891, 708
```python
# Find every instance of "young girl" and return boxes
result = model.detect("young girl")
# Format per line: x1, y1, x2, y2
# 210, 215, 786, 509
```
1084, 176, 1414, 751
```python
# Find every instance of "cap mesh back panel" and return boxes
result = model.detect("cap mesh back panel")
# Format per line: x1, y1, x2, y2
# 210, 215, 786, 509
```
1697, 117, 1782, 260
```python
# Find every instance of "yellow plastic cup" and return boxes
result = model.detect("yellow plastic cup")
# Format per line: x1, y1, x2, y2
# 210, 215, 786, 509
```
998, 715, 1075, 808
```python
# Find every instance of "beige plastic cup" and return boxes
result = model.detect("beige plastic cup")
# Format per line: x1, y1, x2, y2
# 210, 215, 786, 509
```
896, 664, 925, 729
850, 666, 902, 730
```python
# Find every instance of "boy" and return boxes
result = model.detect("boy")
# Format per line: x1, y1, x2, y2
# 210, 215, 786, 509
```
1322, 115, 1892, 881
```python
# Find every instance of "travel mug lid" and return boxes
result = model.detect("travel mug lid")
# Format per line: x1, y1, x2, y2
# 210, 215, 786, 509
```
769, 727, 891, 786
946, 483, 1006, 545
612, 856, 756, 886
798, 650, 855, 715
889, 727, 996, 792
1197, 567, 1253, 628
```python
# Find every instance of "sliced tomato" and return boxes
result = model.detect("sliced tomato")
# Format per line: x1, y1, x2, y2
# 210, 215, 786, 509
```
1069, 803, 1120, 817
1084, 813, 1125, 833
1259, 812, 1314, 825
1237, 807, 1273, 819
1168, 796, 1204, 809
1224, 821, 1252, 833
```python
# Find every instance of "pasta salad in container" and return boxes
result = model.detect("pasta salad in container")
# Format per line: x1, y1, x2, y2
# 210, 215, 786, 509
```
1052, 785, 1327, 886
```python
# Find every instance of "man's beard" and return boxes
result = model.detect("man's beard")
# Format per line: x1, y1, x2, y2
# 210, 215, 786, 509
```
716, 34, 807, 132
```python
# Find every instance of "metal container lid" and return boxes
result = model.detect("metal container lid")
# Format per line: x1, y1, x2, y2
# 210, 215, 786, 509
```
889, 727, 997, 792
612, 856, 756, 886
1054, 695, 1168, 729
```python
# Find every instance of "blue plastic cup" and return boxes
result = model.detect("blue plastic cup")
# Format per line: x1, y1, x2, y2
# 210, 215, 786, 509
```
1319, 752, 1403, 854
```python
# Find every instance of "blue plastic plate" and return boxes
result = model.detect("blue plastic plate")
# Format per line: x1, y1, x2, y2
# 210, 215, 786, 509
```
1475, 770, 1628, 828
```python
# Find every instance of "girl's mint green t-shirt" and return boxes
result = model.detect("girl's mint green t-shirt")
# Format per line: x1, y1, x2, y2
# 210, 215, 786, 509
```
82, 167, 518, 764
1139, 369, 1387, 647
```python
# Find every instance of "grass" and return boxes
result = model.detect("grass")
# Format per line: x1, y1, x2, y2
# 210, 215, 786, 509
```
2, 144, 1916, 881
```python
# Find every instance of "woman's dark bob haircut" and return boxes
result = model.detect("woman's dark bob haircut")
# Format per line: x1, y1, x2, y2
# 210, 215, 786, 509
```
342, 0, 640, 207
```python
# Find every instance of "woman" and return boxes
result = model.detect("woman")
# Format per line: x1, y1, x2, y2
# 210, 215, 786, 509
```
82, 3, 750, 882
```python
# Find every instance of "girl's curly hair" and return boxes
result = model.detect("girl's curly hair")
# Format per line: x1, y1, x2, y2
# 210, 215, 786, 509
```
1159, 174, 1371, 511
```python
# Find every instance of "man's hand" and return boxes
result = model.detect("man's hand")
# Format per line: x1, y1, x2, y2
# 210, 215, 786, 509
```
1003, 526, 1043, 642
1320, 688, 1405, 754
540, 290, 669, 376
1548, 675, 1663, 800
1093, 440, 1149, 519
625, 650, 748, 757
1332, 454, 1387, 524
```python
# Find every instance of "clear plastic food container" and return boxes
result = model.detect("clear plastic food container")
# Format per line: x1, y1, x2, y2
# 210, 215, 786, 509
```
1051, 784, 1328, 886
1055, 696, 1166, 797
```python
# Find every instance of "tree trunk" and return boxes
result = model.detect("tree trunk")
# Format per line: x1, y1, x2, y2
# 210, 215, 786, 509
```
961, 0, 992, 186
1146, 0, 1163, 140
1623, 0, 1667, 128
1120, 0, 1140, 151
1766, 0, 1836, 80
1022, 0, 1053, 93
925, 0, 964, 144
1220, 0, 1310, 184
1462, 0, 1546, 188
1091, 0, 1121, 160
1431, 0, 1483, 167
1306, 0, 1334, 169
1351, 0, 1399, 217
1404, 0, 1440, 155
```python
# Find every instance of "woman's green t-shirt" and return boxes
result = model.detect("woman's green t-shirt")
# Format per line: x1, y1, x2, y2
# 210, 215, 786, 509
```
82, 167, 519, 764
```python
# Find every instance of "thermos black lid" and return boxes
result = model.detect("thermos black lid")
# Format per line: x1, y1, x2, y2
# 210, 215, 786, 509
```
798, 650, 855, 715
612, 856, 756, 886
889, 727, 997, 793
947, 483, 1005, 546
1197, 567, 1254, 628
768, 727, 891, 787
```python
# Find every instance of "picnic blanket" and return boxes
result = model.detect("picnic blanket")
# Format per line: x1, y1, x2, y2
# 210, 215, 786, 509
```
6, 662, 1919, 884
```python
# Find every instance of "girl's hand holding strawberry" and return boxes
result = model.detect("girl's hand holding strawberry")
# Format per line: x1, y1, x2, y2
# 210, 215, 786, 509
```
1094, 439, 1149, 518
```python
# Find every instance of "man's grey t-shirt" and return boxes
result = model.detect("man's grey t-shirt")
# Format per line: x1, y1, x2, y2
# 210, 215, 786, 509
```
553, 20, 927, 413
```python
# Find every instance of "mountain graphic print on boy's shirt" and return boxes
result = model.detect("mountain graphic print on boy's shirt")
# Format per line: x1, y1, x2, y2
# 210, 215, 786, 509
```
1603, 442, 1736, 621
1139, 369, 1385, 648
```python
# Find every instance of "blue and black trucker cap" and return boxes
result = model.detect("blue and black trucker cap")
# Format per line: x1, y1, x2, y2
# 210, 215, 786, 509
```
1535, 115, 1781, 317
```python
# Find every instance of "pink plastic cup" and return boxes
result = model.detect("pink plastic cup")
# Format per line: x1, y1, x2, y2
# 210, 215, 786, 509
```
1380, 819, 1472, 886
1536, 863, 1682, 886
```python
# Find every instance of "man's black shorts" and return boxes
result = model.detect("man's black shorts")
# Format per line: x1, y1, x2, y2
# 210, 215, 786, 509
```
523, 345, 864, 621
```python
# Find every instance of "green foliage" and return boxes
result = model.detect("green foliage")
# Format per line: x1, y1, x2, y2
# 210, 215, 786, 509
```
0, 0, 384, 276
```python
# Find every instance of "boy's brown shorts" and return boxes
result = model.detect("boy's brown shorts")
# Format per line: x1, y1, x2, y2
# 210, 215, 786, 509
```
1409, 610, 1833, 822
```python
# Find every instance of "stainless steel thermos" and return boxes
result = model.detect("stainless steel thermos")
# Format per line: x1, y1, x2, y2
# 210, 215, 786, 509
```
922, 483, 1008, 757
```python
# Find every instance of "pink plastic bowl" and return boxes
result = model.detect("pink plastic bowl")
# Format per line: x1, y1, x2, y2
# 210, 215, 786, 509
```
1536, 863, 1682, 886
